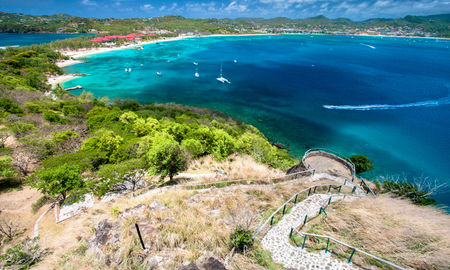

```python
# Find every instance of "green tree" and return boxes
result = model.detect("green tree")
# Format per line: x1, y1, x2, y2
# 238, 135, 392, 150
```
31, 164, 83, 201
145, 135, 188, 182
0, 156, 17, 180
181, 138, 205, 158
349, 155, 374, 174
211, 129, 235, 159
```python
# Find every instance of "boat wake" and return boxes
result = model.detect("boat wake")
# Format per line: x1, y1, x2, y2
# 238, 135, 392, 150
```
323, 96, 450, 111
360, 43, 376, 49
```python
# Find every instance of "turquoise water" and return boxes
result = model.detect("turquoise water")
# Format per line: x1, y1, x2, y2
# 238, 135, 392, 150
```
64, 35, 450, 204
0, 33, 93, 47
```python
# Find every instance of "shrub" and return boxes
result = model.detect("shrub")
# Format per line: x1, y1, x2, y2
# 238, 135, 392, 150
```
119, 111, 138, 125
382, 180, 435, 206
230, 226, 254, 252
23, 102, 42, 113
0, 238, 43, 268
349, 155, 374, 174
0, 98, 24, 116
62, 105, 86, 117
51, 130, 80, 143
31, 196, 51, 213
132, 117, 159, 137
211, 129, 235, 160
181, 138, 205, 158
43, 111, 70, 124
10, 122, 35, 136
0, 156, 17, 181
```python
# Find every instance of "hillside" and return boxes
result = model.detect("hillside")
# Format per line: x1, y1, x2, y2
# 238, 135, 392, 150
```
0, 12, 449, 37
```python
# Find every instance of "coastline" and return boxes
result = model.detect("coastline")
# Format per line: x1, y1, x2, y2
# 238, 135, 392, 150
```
49, 32, 449, 88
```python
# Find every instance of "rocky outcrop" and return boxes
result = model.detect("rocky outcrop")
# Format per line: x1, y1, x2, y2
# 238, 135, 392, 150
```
286, 162, 308, 175
176, 256, 228, 270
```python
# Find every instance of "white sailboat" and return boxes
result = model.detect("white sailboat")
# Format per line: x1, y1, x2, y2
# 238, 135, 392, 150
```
195, 72, 199, 77
216, 63, 231, 84
193, 62, 199, 65
156, 72, 162, 76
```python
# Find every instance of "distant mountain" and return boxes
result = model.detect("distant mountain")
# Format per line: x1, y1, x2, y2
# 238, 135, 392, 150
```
0, 11, 449, 37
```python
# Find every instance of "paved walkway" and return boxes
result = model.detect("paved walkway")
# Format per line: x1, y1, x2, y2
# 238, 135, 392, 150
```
261, 193, 359, 270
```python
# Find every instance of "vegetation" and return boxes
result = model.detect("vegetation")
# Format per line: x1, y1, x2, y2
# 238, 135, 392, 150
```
381, 179, 436, 206
230, 226, 254, 252
349, 154, 374, 174
1, 11, 449, 37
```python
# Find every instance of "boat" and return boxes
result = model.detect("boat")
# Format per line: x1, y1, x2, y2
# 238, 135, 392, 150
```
125, 68, 131, 72
195, 72, 199, 77
193, 62, 198, 65
233, 59, 237, 63
216, 63, 231, 84
157, 72, 162, 76
136, 46, 143, 50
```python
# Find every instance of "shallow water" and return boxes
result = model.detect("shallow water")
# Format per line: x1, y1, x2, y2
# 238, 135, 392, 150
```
64, 35, 450, 205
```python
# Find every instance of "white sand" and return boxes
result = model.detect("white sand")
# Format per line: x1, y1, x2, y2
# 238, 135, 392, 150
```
48, 74, 81, 88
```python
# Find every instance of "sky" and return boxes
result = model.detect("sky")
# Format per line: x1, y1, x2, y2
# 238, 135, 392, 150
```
1, 0, 449, 21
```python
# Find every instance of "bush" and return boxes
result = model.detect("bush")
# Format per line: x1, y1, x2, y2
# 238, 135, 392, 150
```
0, 238, 43, 268
43, 111, 70, 124
230, 226, 254, 252
23, 102, 42, 113
181, 138, 205, 158
51, 130, 79, 143
382, 180, 435, 206
62, 105, 86, 117
349, 155, 374, 174
211, 129, 235, 160
10, 122, 35, 136
0, 156, 17, 181
0, 98, 24, 116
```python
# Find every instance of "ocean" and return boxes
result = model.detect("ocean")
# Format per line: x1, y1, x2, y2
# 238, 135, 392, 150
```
0, 33, 93, 47
63, 35, 450, 205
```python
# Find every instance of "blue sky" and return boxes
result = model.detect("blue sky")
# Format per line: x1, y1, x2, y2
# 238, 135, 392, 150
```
1, 0, 449, 20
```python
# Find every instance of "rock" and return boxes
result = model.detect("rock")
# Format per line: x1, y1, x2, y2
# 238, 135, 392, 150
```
177, 263, 200, 270
120, 204, 148, 218
149, 200, 168, 211
146, 255, 164, 270
286, 162, 307, 175
201, 257, 227, 270
90, 219, 120, 246
271, 142, 286, 149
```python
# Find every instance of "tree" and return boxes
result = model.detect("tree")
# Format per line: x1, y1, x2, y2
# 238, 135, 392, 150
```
0, 156, 17, 181
145, 135, 188, 182
30, 164, 83, 202
349, 154, 374, 174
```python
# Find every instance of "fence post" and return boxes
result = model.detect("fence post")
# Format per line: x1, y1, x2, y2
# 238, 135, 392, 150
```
328, 197, 332, 205
270, 216, 274, 226
282, 205, 286, 215
307, 188, 311, 197
289, 228, 293, 239
313, 186, 317, 193
302, 235, 307, 249
327, 185, 331, 193
338, 185, 342, 193
344, 179, 347, 186
348, 248, 356, 263
303, 215, 308, 225
325, 238, 330, 253
294, 194, 298, 204
320, 207, 327, 216
352, 186, 356, 193
135, 223, 146, 250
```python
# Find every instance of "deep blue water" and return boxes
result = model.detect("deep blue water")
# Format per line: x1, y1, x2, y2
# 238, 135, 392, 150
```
0, 33, 93, 47
63, 35, 450, 205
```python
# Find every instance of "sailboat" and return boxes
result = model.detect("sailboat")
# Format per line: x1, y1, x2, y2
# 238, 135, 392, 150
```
195, 72, 199, 77
156, 72, 162, 76
216, 63, 231, 84
193, 62, 199, 65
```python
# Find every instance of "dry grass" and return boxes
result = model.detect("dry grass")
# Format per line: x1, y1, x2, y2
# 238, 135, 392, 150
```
304, 194, 450, 269
188, 154, 283, 180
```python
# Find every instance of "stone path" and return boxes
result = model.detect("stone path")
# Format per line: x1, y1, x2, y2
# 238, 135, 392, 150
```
261, 193, 360, 270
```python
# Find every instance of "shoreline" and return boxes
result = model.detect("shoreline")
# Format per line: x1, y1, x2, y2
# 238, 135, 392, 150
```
49, 32, 449, 87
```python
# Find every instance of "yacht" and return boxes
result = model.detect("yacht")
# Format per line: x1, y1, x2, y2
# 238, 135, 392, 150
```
216, 63, 231, 84
157, 72, 162, 76
195, 72, 199, 77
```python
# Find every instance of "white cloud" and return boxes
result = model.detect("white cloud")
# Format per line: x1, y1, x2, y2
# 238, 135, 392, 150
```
141, 3, 154, 11
225, 1, 248, 12
160, 5, 167, 11
81, 0, 97, 6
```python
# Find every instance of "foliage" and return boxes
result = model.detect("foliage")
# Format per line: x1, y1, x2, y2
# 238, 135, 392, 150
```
144, 134, 189, 181
382, 180, 436, 206
43, 111, 70, 124
0, 156, 17, 180
0, 98, 24, 116
181, 138, 205, 158
0, 238, 43, 269
230, 226, 254, 252
110, 206, 120, 217
349, 154, 374, 174
31, 196, 52, 213
10, 122, 35, 136
30, 164, 83, 201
